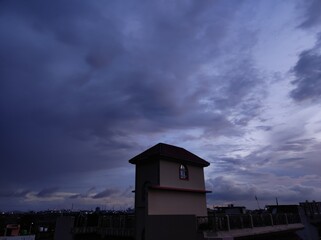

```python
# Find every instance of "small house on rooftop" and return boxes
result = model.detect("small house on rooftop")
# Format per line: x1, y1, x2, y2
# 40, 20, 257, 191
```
129, 143, 211, 240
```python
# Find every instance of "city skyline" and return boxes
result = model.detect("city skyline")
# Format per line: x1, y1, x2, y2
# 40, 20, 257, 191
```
1, 0, 321, 211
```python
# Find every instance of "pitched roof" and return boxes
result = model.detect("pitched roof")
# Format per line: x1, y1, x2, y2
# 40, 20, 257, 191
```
128, 143, 210, 167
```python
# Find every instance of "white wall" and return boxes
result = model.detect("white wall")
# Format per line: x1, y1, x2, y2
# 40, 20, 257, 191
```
159, 160, 205, 190
148, 189, 207, 216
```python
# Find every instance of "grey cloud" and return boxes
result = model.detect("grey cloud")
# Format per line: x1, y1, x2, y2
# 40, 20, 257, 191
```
298, 0, 321, 29
69, 194, 81, 200
291, 0, 321, 102
205, 134, 321, 205
92, 189, 118, 199
277, 157, 305, 163
36, 187, 59, 198
256, 126, 273, 131
218, 157, 243, 166
244, 138, 316, 169
69, 187, 97, 199
289, 185, 314, 196
277, 138, 316, 152
240, 146, 273, 167
0, 189, 31, 198
0, 0, 269, 210
210, 61, 266, 128
120, 186, 134, 198
290, 41, 321, 102
206, 176, 259, 202
277, 142, 308, 152
209, 157, 244, 173
209, 155, 272, 180
206, 175, 321, 207
68, 187, 132, 201
286, 138, 316, 145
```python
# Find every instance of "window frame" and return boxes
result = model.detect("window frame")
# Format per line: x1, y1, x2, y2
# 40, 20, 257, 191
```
179, 164, 189, 180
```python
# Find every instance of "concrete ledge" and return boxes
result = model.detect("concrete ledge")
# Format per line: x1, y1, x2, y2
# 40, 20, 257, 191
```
204, 223, 304, 238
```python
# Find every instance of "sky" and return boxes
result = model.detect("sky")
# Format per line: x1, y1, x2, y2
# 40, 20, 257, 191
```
1, 0, 321, 211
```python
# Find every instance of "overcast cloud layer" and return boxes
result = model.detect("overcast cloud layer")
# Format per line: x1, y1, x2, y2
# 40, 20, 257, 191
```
1, 0, 321, 211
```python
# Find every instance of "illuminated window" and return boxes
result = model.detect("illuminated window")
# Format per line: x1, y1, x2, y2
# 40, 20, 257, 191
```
179, 164, 188, 180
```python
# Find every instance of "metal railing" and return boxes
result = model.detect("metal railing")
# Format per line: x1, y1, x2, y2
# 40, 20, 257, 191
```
73, 214, 135, 237
197, 213, 301, 232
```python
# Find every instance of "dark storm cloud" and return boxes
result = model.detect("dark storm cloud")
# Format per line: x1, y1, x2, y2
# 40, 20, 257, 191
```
0, 0, 132, 188
290, 40, 321, 102
0, 0, 147, 191
0, 0, 267, 210
291, 0, 321, 102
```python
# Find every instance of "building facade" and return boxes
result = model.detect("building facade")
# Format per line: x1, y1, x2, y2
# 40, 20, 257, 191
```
129, 143, 210, 240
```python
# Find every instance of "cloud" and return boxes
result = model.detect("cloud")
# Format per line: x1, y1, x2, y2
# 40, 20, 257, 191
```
92, 189, 118, 199
0, 189, 31, 198
290, 39, 321, 102
0, 186, 134, 211
0, 0, 263, 194
206, 174, 321, 209
276, 139, 315, 152
290, 0, 321, 102
206, 131, 321, 208
297, 0, 321, 29
1, 0, 319, 211
207, 176, 258, 202
36, 187, 59, 198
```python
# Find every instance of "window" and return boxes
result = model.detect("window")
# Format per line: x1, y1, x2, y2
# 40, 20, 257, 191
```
179, 164, 188, 180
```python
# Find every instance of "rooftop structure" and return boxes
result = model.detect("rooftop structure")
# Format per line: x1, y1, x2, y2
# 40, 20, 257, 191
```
129, 142, 210, 167
129, 142, 211, 240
